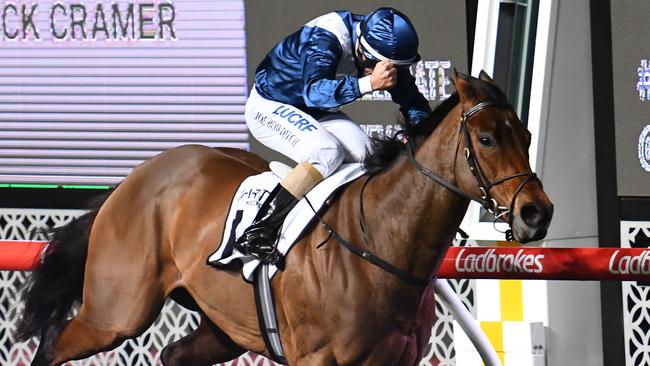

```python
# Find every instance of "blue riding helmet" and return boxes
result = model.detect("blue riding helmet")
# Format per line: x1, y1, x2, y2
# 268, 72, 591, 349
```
357, 7, 420, 65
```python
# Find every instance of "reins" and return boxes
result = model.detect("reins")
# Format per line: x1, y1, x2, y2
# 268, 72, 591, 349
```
306, 189, 431, 286
312, 99, 540, 287
319, 219, 432, 286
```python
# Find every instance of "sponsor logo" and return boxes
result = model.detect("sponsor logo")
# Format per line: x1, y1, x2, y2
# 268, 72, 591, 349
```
271, 106, 317, 132
454, 248, 544, 274
239, 188, 271, 208
609, 249, 650, 275
639, 125, 650, 172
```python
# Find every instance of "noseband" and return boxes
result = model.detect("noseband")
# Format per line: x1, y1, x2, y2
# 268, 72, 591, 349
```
406, 100, 539, 240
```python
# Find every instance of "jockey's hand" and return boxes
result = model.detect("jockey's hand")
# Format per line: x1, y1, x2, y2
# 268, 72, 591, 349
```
370, 60, 397, 91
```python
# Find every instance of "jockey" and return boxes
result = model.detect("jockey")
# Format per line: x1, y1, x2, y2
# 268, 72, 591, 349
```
236, 7, 432, 264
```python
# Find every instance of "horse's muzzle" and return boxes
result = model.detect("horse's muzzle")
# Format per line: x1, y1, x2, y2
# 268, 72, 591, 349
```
511, 202, 554, 244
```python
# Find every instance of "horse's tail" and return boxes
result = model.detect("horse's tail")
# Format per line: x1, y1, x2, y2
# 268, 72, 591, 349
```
14, 190, 114, 341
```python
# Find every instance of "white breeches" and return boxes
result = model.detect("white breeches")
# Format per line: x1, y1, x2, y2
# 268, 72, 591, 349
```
245, 87, 371, 177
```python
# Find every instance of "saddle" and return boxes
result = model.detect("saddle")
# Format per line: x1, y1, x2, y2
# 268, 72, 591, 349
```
207, 162, 365, 281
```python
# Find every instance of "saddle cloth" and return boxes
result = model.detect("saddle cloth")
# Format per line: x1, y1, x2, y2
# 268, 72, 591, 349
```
207, 163, 365, 281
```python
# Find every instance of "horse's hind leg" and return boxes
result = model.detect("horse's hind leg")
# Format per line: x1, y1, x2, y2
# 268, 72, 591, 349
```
40, 290, 166, 366
31, 317, 128, 366
36, 255, 167, 365
161, 314, 244, 366
40, 294, 166, 366
30, 320, 68, 366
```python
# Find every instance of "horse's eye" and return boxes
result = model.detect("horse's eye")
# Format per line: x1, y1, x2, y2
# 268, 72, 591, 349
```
478, 136, 493, 147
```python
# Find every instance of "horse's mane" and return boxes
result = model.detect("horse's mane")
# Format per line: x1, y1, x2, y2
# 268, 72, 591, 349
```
362, 92, 459, 174
363, 75, 510, 174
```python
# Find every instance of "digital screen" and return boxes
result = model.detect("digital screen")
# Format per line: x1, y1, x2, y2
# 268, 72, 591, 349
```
0, 0, 249, 186
611, 1, 650, 196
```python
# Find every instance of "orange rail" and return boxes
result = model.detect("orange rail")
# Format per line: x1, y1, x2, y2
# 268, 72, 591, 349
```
3, 240, 648, 281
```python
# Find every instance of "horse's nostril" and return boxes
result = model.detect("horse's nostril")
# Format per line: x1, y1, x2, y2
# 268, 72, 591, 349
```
520, 203, 546, 227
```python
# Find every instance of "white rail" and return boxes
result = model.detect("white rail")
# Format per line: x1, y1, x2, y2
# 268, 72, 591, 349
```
433, 278, 501, 366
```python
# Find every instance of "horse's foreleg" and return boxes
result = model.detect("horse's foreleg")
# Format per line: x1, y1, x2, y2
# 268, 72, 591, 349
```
160, 314, 244, 365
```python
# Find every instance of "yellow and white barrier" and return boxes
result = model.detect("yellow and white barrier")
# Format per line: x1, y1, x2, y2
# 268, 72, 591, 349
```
454, 321, 546, 365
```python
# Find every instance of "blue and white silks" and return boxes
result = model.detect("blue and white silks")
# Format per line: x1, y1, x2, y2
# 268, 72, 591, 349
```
253, 11, 431, 124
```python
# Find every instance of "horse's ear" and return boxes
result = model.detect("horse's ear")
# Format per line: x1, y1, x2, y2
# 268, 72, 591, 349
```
479, 70, 496, 84
452, 68, 471, 82
451, 68, 462, 85
453, 70, 477, 104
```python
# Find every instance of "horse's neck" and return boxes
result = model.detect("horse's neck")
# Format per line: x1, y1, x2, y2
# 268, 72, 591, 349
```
363, 106, 469, 291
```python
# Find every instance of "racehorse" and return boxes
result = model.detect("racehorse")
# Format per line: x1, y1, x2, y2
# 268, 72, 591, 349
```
15, 71, 553, 366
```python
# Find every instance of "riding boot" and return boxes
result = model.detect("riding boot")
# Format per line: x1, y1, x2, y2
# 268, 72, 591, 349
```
235, 184, 298, 265
235, 162, 323, 268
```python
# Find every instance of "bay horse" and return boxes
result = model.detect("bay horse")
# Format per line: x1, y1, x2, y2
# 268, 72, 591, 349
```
16, 71, 552, 366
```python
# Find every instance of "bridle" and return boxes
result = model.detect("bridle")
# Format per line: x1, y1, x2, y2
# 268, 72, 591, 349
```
315, 99, 540, 286
406, 100, 539, 239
